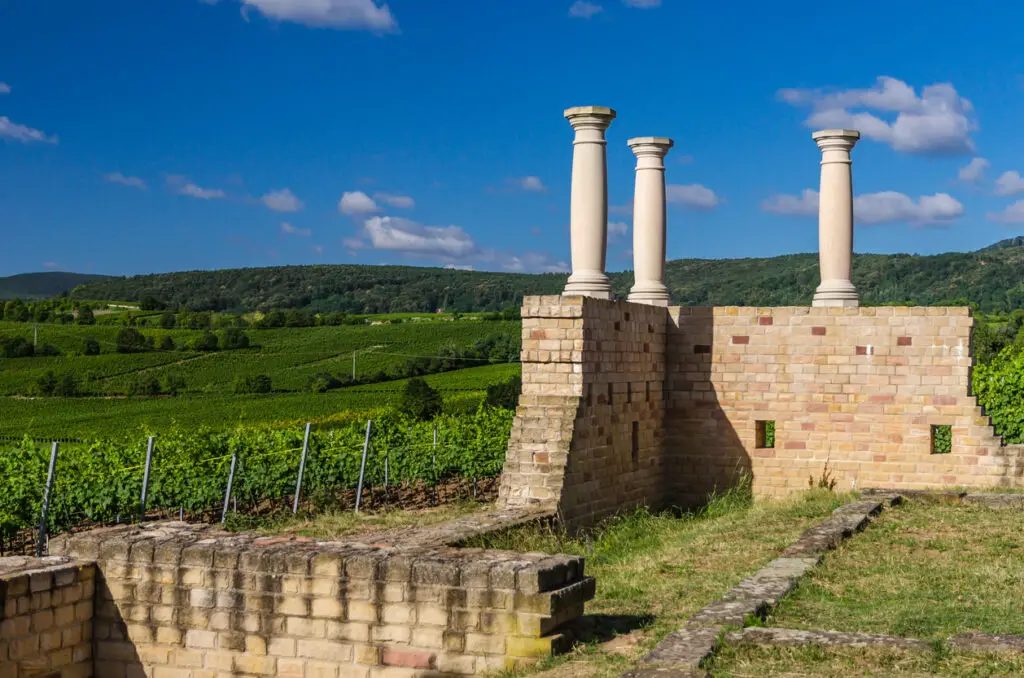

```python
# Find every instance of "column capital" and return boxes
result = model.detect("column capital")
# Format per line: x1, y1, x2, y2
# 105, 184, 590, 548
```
627, 136, 674, 159
564, 106, 617, 131
812, 129, 860, 153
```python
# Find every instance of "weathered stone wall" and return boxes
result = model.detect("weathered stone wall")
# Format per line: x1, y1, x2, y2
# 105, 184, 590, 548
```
666, 305, 1024, 501
0, 556, 95, 678
500, 296, 669, 529
49, 519, 593, 677
499, 297, 1024, 526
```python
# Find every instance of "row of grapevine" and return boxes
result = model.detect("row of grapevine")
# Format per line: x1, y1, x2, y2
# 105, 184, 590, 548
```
0, 407, 514, 542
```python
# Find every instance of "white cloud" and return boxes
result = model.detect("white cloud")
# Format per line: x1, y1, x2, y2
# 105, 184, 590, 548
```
608, 221, 629, 240
761, 189, 819, 217
778, 76, 977, 155
609, 202, 633, 216
987, 200, 1024, 224
262, 188, 303, 212
499, 252, 569, 273
338, 191, 380, 215
444, 264, 475, 271
569, 1, 603, 18
761, 188, 964, 225
0, 83, 10, 95
373, 192, 415, 209
995, 171, 1024, 197
233, 0, 397, 32
0, 117, 57, 144
958, 157, 989, 183
280, 222, 312, 237
509, 176, 547, 193
43, 261, 57, 269
364, 216, 477, 258
172, 179, 225, 199
104, 172, 148, 190
666, 183, 720, 209
623, 0, 661, 6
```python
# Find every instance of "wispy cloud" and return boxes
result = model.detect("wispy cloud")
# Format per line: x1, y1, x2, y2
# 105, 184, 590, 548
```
262, 187, 304, 212
958, 157, 989, 183
778, 76, 976, 155
508, 176, 547, 193
988, 201, 1024, 224
762, 188, 964, 225
608, 221, 629, 241
166, 175, 225, 199
666, 184, 720, 209
364, 216, 477, 258
0, 83, 10, 95
104, 172, 148, 190
569, 1, 603, 18
219, 0, 399, 32
623, 0, 661, 6
280, 222, 312, 237
0, 116, 57, 144
374, 192, 415, 209
995, 171, 1024, 197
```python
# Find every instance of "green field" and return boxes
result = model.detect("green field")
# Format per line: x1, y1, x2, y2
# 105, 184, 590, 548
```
0, 318, 522, 439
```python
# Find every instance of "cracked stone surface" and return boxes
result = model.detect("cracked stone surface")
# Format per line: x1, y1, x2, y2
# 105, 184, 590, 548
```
723, 557, 820, 607
687, 599, 767, 627
725, 627, 928, 650
780, 512, 870, 557
638, 626, 722, 668
862, 488, 965, 501
963, 494, 1024, 509
950, 633, 1024, 653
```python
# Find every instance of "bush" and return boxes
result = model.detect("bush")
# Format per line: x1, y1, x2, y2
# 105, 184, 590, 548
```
308, 372, 341, 393
35, 371, 80, 397
235, 375, 272, 394
0, 337, 34, 358
162, 374, 186, 396
38, 343, 60, 357
192, 331, 219, 352
116, 327, 147, 354
398, 377, 442, 422
83, 338, 101, 356
158, 336, 176, 351
220, 327, 250, 350
485, 376, 521, 410
127, 375, 162, 397
35, 371, 58, 396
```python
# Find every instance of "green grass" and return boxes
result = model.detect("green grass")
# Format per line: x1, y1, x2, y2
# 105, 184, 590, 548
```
230, 502, 488, 539
707, 644, 1024, 677
475, 487, 851, 678
768, 498, 1024, 639
0, 363, 519, 438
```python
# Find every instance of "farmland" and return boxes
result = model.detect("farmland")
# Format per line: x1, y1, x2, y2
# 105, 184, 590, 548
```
0, 316, 522, 439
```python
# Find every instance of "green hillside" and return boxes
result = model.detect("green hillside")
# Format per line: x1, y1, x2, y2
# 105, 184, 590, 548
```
0, 272, 110, 300
62, 240, 1024, 313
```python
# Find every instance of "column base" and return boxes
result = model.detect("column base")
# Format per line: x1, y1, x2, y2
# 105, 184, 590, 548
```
812, 280, 859, 308
563, 271, 613, 300
627, 282, 670, 307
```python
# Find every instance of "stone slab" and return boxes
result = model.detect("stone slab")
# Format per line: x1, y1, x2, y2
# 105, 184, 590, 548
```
963, 494, 1024, 509
639, 626, 722, 668
725, 627, 929, 650
950, 633, 1024, 653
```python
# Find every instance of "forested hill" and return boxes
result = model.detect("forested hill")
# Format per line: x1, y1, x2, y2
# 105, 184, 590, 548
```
63, 241, 1024, 313
0, 272, 110, 300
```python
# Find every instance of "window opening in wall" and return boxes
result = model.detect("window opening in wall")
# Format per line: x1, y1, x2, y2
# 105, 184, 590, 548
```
607, 382, 614, 405
586, 384, 593, 407
931, 425, 952, 454
645, 381, 651, 402
631, 421, 639, 469
756, 420, 775, 449
627, 382, 632, 403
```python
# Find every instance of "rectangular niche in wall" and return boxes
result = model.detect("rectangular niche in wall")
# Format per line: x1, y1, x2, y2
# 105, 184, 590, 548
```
631, 421, 639, 469
756, 420, 775, 449
931, 425, 952, 454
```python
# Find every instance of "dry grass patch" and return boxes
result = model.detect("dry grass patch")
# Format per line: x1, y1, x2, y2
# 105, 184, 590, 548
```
769, 498, 1024, 639
707, 643, 1024, 677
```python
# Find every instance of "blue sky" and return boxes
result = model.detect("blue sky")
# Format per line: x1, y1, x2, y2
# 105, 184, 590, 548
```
3, 0, 1024, 277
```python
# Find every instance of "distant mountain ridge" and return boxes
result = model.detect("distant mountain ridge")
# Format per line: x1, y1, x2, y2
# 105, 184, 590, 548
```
0, 272, 111, 301
8, 238, 1024, 313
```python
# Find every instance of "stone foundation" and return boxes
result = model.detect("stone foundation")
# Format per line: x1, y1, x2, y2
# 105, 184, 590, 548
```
0, 556, 95, 678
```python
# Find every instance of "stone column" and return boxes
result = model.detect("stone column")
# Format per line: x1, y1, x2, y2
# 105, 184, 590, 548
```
812, 129, 861, 308
563, 106, 617, 299
627, 136, 674, 306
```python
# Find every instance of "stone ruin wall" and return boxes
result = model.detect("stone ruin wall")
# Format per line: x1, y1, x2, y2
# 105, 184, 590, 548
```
0, 556, 95, 678
500, 295, 1024, 527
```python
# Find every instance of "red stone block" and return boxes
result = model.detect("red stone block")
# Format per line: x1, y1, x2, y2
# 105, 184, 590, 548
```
855, 346, 868, 356
732, 336, 750, 345
811, 327, 827, 336
933, 396, 957, 406
382, 648, 436, 670
759, 317, 773, 326
897, 336, 912, 346
530, 329, 546, 339
784, 442, 806, 450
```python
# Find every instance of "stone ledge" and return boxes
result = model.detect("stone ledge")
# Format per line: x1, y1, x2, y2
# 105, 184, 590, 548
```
724, 627, 928, 650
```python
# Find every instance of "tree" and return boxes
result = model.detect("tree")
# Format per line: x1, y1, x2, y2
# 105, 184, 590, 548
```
308, 372, 341, 393
235, 375, 272, 394
116, 328, 147, 353
398, 377, 442, 421
158, 336, 176, 351
83, 338, 101, 356
76, 306, 96, 326
162, 373, 186, 396
3, 300, 30, 322
127, 375, 162, 397
159, 311, 177, 329
0, 338, 34, 358
38, 344, 60, 357
140, 296, 165, 311
191, 331, 219, 352
54, 373, 81, 397
220, 327, 250, 350
35, 371, 58, 396
485, 375, 522, 410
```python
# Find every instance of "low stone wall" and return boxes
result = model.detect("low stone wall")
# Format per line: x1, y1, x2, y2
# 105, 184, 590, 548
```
0, 555, 95, 678
49, 516, 593, 677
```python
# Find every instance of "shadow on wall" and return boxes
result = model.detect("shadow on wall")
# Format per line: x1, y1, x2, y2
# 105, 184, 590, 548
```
93, 571, 146, 678
665, 307, 752, 508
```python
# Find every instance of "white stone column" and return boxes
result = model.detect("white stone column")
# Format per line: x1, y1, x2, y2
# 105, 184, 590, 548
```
812, 129, 861, 308
563, 106, 617, 299
627, 136, 673, 306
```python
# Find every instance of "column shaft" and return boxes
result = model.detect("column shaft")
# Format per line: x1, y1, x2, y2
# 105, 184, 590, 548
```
627, 137, 673, 306
563, 106, 616, 299
812, 129, 860, 308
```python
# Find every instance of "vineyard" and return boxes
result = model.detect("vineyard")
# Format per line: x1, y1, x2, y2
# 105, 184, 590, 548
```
0, 407, 515, 550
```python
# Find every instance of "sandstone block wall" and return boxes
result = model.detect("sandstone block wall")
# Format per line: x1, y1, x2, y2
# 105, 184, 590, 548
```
667, 305, 1024, 501
0, 556, 95, 678
500, 296, 668, 529
49, 521, 594, 677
